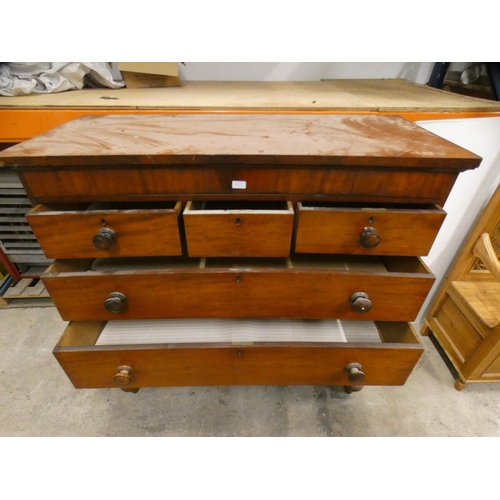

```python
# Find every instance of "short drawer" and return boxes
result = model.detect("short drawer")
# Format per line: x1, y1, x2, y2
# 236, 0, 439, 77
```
295, 202, 446, 256
53, 320, 424, 389
26, 202, 183, 258
42, 255, 435, 322
183, 200, 294, 257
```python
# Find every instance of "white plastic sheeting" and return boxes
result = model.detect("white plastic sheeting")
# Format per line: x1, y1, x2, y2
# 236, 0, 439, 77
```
0, 62, 124, 96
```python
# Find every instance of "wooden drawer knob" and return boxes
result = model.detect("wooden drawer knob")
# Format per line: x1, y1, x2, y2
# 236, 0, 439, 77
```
114, 365, 133, 386
93, 228, 117, 250
104, 292, 127, 313
350, 292, 372, 314
345, 362, 365, 383
360, 226, 380, 249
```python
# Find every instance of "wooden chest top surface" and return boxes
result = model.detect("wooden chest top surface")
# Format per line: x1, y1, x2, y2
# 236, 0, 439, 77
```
0, 113, 481, 170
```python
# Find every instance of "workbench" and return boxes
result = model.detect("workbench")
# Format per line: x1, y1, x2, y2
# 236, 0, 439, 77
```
2, 79, 500, 144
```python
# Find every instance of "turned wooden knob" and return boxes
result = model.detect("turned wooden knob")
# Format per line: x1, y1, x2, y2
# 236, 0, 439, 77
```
360, 226, 380, 249
114, 365, 132, 386
350, 292, 372, 313
104, 292, 127, 313
93, 228, 117, 250
345, 362, 365, 383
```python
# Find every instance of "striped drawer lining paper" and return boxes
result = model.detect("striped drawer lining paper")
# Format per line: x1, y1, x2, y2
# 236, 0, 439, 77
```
96, 319, 382, 345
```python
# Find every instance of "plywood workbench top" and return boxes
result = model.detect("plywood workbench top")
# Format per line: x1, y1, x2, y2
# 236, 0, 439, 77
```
2, 79, 500, 111
1, 79, 500, 143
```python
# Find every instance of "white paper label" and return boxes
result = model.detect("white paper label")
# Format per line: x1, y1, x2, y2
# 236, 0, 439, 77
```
232, 180, 247, 189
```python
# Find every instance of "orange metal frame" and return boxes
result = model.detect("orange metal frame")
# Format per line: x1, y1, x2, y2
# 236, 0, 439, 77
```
2, 108, 500, 143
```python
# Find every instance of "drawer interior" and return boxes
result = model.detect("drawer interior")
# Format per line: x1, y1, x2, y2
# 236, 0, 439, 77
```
298, 201, 442, 210
43, 255, 433, 276
53, 320, 424, 388
30, 201, 181, 213
57, 320, 421, 348
186, 200, 292, 212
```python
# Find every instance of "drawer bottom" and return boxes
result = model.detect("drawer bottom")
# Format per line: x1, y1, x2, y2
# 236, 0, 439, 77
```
53, 320, 423, 390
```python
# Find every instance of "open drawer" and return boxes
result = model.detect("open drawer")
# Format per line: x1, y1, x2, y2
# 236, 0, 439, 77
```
26, 202, 183, 258
183, 200, 294, 257
294, 202, 446, 256
53, 320, 424, 389
42, 255, 435, 322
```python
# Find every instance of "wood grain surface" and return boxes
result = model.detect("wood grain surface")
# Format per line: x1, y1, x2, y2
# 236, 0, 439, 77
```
26, 202, 183, 258
183, 201, 294, 257
53, 320, 423, 388
19, 167, 460, 207
42, 256, 435, 322
0, 113, 481, 169
295, 203, 447, 256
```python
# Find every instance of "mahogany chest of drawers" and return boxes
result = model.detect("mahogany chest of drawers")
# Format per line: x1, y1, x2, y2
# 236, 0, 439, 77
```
0, 114, 481, 393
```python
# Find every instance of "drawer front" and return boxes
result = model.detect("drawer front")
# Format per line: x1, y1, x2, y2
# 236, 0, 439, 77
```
295, 203, 446, 256
26, 203, 183, 258
183, 201, 294, 257
53, 321, 424, 389
42, 256, 435, 322
21, 167, 460, 207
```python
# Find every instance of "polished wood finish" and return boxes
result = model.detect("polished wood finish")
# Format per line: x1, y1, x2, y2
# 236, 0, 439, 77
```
295, 203, 447, 256
53, 321, 423, 389
19, 167, 460, 206
472, 233, 500, 282
0, 114, 481, 169
183, 201, 294, 257
0, 112, 479, 391
424, 181, 500, 388
0, 115, 479, 207
41, 256, 434, 322
26, 202, 183, 258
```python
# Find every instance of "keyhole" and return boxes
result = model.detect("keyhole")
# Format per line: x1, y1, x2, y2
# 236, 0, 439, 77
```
100, 218, 106, 226
368, 216, 374, 224
235, 218, 242, 226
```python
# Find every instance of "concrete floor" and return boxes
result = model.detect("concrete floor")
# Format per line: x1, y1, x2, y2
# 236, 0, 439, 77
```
1, 306, 500, 437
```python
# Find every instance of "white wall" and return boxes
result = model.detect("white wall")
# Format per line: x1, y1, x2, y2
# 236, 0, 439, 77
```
416, 117, 500, 322
178, 62, 434, 84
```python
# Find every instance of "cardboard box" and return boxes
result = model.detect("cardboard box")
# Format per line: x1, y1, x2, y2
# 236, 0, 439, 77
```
118, 62, 181, 88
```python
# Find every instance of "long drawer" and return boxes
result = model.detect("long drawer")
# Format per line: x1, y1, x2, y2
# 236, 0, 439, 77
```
41, 255, 435, 322
53, 320, 424, 389
26, 202, 183, 259
295, 202, 446, 256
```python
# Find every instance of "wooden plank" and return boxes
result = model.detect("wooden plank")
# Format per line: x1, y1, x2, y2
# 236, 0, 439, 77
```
0, 297, 53, 308
329, 79, 500, 112
25, 280, 47, 297
1, 80, 500, 112
0, 81, 370, 111
3, 278, 32, 297
451, 281, 500, 329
